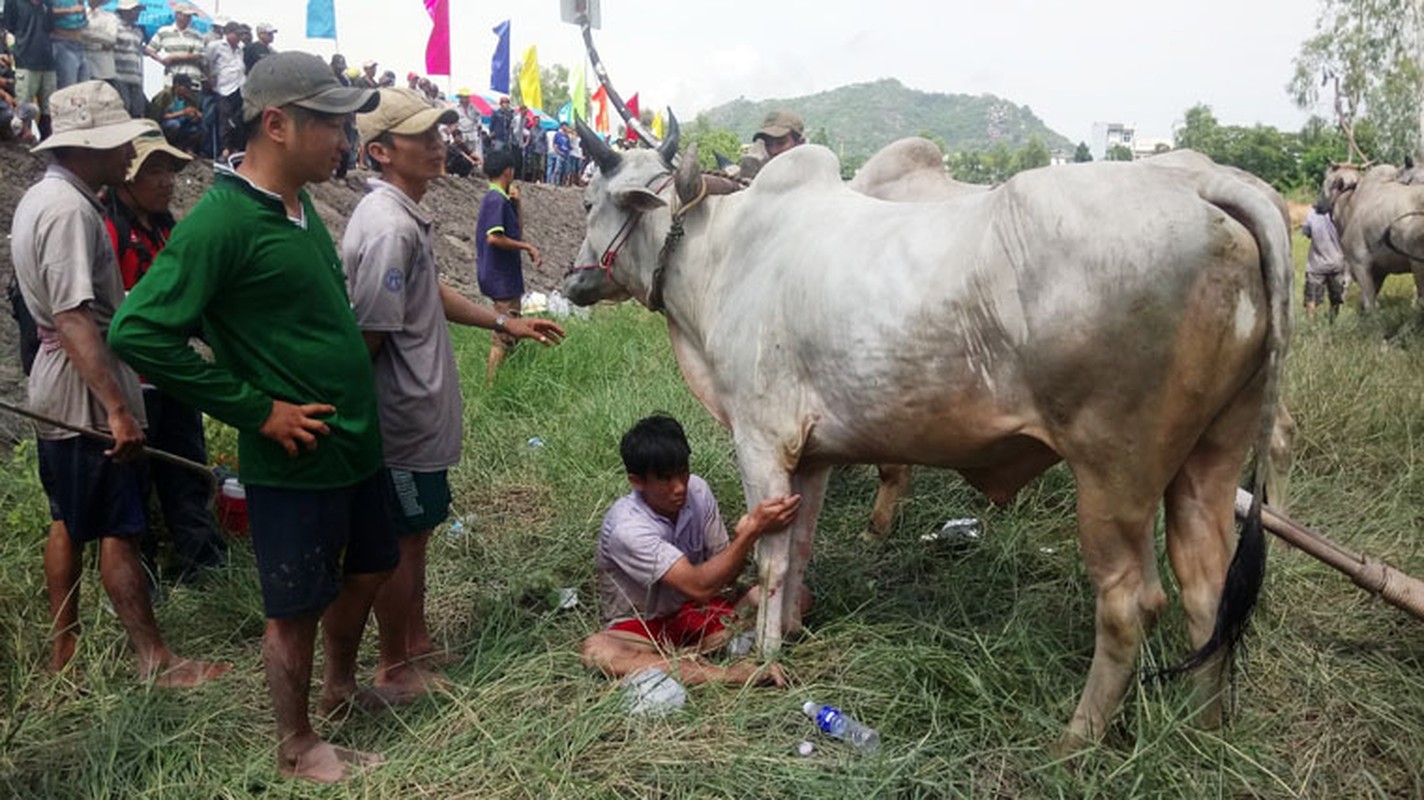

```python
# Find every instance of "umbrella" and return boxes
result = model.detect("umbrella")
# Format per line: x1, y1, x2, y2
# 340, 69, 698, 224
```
105, 0, 214, 36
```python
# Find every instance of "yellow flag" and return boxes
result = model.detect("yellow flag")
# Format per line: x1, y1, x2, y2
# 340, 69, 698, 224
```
519, 45, 542, 111
652, 110, 665, 139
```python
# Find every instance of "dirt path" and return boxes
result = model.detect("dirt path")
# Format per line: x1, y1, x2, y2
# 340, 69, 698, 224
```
0, 142, 591, 445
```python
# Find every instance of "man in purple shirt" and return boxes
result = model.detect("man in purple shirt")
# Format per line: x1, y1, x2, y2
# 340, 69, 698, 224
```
474, 147, 541, 382
580, 415, 801, 687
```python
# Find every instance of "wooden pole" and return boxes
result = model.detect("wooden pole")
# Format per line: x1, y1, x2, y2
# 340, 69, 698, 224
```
1235, 488, 1424, 621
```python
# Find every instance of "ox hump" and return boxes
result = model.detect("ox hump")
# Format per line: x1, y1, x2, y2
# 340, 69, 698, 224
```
751, 144, 846, 196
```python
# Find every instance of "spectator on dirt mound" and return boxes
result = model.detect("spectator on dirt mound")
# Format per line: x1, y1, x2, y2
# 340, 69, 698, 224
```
1302, 196, 1347, 323
81, 0, 119, 92
4, 0, 58, 139
580, 415, 800, 687
359, 59, 379, 89
112, 0, 147, 119
110, 52, 386, 784
523, 116, 546, 183
378, 69, 396, 88
205, 20, 246, 158
444, 127, 479, 177
475, 147, 543, 382
1, 51, 41, 144
489, 95, 516, 150
48, 0, 91, 89
101, 131, 228, 584
245, 22, 277, 73
345, 87, 563, 703
151, 73, 203, 153
11, 80, 231, 689
144, 4, 206, 88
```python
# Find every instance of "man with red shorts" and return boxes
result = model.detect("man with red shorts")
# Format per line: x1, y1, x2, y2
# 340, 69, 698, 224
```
580, 415, 801, 687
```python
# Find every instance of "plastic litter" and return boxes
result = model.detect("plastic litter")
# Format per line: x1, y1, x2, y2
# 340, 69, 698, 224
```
548, 587, 579, 610
921, 517, 981, 544
625, 667, 686, 716
527, 436, 545, 449
725, 630, 755, 658
797, 740, 815, 757
802, 701, 880, 753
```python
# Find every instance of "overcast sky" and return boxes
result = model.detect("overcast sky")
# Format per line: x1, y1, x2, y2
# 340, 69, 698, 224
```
201, 0, 1327, 146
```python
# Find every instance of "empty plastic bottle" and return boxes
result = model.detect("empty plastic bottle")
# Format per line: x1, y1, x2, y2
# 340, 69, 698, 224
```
802, 701, 880, 753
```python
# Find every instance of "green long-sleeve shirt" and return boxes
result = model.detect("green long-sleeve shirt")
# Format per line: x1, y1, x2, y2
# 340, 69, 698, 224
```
110, 166, 382, 489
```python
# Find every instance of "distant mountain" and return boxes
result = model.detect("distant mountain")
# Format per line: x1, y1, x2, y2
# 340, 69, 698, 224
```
697, 78, 1073, 161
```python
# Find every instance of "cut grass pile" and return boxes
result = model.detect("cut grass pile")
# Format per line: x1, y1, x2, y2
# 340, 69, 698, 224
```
0, 234, 1421, 798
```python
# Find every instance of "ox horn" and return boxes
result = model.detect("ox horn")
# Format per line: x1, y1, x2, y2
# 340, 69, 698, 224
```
657, 109, 680, 166
578, 119, 621, 175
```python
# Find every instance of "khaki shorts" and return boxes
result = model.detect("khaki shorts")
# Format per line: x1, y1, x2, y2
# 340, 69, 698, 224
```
15, 69, 57, 114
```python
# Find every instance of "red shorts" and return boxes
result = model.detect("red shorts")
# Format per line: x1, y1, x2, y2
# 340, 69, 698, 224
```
607, 597, 737, 649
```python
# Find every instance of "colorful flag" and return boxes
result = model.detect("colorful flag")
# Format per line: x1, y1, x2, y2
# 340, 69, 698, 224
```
651, 109, 664, 140
518, 45, 542, 112
557, 101, 572, 125
626, 93, 640, 142
571, 67, 588, 122
489, 20, 511, 94
590, 84, 609, 133
423, 0, 450, 76
306, 0, 336, 39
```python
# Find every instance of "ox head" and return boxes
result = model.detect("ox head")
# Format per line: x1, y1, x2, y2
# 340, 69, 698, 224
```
564, 112, 695, 307
1322, 163, 1362, 211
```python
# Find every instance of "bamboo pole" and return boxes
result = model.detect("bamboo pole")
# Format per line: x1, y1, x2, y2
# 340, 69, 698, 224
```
0, 399, 216, 485
1235, 488, 1424, 621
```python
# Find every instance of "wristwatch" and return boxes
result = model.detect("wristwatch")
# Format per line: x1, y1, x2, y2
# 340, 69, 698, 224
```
494, 313, 509, 332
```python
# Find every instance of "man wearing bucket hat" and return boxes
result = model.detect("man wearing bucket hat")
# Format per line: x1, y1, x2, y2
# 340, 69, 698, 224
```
110, 52, 386, 784
101, 132, 227, 584
344, 88, 564, 700
10, 81, 231, 688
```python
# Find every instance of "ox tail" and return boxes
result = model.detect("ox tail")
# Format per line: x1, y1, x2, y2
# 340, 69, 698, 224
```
1160, 171, 1292, 680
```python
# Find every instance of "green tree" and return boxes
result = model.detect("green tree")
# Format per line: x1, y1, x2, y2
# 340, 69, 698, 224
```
685, 113, 743, 172
810, 127, 832, 147
510, 62, 572, 115
1289, 0, 1422, 162
1016, 135, 1051, 171
1106, 144, 1134, 161
1073, 141, 1093, 162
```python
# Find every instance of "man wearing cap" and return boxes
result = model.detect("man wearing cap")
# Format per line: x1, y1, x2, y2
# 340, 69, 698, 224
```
144, 5, 205, 88
80, 0, 118, 91
102, 131, 227, 583
344, 88, 564, 698
152, 73, 202, 152
204, 20, 244, 157
11, 81, 231, 687
3, 0, 58, 139
742, 109, 804, 179
110, 52, 388, 784
359, 60, 379, 90
244, 23, 276, 73
111, 0, 146, 118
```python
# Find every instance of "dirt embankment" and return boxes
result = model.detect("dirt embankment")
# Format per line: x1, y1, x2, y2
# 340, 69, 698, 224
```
0, 142, 590, 444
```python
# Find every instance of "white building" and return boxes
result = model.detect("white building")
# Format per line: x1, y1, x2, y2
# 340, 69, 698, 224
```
1090, 122, 1135, 161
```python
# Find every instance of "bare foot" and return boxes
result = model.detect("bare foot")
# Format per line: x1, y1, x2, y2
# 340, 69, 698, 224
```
374, 662, 450, 701
317, 684, 406, 719
145, 658, 232, 688
410, 647, 461, 668
49, 633, 78, 673
726, 660, 787, 688
279, 734, 383, 784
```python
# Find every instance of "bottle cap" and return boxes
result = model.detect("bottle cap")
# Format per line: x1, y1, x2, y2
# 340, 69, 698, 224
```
802, 701, 817, 716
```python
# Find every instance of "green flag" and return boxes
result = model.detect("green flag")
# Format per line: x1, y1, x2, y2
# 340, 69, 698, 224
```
571, 66, 588, 122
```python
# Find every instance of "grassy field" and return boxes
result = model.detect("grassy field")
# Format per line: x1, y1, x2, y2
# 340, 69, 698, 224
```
0, 235, 1421, 798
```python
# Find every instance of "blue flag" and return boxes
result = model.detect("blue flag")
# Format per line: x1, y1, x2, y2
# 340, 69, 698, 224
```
307, 0, 336, 40
490, 20, 511, 94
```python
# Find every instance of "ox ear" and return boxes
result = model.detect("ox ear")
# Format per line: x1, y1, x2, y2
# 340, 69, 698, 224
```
614, 186, 667, 213
579, 119, 621, 175
675, 142, 701, 205
656, 108, 680, 166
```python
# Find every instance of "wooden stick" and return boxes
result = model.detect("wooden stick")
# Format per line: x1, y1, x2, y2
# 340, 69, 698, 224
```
0, 398, 216, 485
1235, 488, 1424, 621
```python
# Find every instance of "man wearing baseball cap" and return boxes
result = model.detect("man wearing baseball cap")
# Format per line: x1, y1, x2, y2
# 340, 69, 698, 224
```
344, 88, 564, 700
245, 23, 277, 73
740, 109, 805, 180
111, 52, 385, 784
144, 4, 205, 87
11, 81, 230, 688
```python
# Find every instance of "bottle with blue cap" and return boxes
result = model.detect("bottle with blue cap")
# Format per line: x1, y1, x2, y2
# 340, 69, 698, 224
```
802, 701, 880, 753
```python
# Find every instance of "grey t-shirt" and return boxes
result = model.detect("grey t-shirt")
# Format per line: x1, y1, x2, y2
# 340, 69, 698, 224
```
342, 179, 462, 471
596, 475, 730, 625
11, 165, 146, 439
1302, 208, 1346, 276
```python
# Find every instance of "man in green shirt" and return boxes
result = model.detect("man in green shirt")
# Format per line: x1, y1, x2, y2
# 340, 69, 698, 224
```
110, 52, 386, 785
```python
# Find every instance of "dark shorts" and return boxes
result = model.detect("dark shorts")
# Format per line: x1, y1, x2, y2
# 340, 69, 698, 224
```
36, 436, 147, 544
607, 598, 738, 649
381, 467, 451, 536
246, 471, 399, 619
1306, 271, 1345, 306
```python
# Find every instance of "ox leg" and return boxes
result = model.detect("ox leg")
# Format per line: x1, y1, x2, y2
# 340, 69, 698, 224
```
1266, 403, 1295, 516
1061, 476, 1167, 751
780, 466, 830, 635
734, 445, 794, 657
1163, 388, 1261, 730
866, 464, 912, 541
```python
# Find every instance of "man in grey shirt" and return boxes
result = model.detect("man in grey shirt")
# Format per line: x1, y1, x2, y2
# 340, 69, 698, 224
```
12, 81, 228, 686
344, 87, 564, 700
581, 415, 800, 687
1303, 197, 1347, 322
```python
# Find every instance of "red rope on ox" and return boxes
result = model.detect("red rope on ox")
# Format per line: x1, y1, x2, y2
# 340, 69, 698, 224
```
567, 173, 676, 292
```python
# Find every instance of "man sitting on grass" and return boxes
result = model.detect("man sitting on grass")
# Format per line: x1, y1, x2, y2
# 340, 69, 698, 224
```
580, 415, 801, 687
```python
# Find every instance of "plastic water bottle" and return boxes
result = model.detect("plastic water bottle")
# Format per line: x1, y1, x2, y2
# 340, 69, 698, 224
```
625, 667, 686, 715
802, 701, 880, 753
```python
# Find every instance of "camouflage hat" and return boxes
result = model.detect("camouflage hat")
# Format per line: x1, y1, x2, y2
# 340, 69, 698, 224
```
754, 109, 804, 141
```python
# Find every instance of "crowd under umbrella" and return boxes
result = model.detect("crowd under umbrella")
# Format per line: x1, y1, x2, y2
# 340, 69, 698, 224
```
103, 0, 214, 35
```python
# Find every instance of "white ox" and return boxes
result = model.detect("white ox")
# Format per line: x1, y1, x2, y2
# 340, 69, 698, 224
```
565, 120, 1291, 747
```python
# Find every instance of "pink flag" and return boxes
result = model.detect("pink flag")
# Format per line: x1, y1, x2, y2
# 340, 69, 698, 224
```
424, 0, 450, 76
